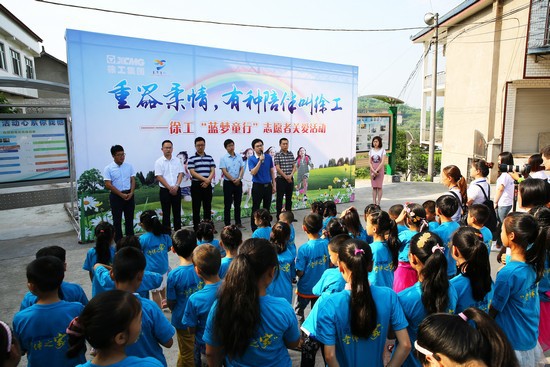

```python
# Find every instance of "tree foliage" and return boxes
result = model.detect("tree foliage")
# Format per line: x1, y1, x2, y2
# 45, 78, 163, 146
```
77, 168, 105, 194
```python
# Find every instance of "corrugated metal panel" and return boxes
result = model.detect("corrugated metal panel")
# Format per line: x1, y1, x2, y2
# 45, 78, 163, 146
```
512, 88, 550, 153
0, 187, 71, 210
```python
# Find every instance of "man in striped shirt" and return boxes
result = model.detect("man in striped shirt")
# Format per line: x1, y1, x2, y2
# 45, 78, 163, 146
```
188, 137, 216, 230
274, 137, 296, 218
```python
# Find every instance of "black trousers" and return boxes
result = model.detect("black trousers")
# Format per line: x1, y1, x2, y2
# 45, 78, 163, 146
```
223, 180, 243, 226
159, 187, 181, 231
109, 192, 135, 243
251, 182, 272, 231
276, 176, 293, 218
191, 180, 213, 229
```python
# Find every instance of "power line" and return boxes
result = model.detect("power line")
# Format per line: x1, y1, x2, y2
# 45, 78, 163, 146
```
35, 0, 426, 32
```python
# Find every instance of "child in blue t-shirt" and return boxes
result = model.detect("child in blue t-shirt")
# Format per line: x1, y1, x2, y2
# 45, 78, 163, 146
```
490, 212, 547, 363
183, 244, 222, 367
111, 247, 175, 367
218, 225, 242, 279
14, 256, 86, 367
266, 221, 295, 303
21, 245, 88, 310
340, 206, 368, 242
296, 213, 330, 323
197, 220, 226, 257
203, 238, 300, 366
314, 239, 411, 367
279, 211, 297, 259
450, 227, 493, 313
366, 210, 399, 289
363, 204, 381, 244
166, 229, 203, 367
398, 231, 458, 367
433, 195, 461, 278
82, 222, 116, 297
139, 210, 172, 310
66, 290, 163, 367
251, 209, 273, 240
322, 200, 337, 231
467, 204, 493, 252
423, 200, 440, 231
389, 204, 408, 234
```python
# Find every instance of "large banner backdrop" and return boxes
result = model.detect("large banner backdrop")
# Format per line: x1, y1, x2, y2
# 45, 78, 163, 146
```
66, 30, 358, 241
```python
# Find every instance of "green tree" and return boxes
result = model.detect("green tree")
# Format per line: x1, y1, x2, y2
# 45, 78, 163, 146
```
328, 158, 336, 167
145, 170, 156, 186
77, 168, 105, 194
0, 93, 16, 114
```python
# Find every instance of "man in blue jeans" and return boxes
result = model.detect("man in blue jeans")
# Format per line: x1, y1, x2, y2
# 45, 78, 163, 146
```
248, 138, 276, 231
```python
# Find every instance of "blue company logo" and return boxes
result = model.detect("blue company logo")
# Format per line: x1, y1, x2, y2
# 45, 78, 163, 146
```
154, 59, 167, 70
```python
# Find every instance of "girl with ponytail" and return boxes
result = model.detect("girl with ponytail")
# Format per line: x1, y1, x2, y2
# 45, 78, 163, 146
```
416, 307, 518, 367
450, 227, 493, 313
441, 165, 467, 223
204, 239, 300, 366
398, 231, 458, 367
316, 239, 411, 367
393, 203, 429, 293
83, 221, 116, 296
365, 210, 400, 288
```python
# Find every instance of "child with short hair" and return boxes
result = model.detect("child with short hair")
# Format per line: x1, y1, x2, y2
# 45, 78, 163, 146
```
13, 256, 86, 367
83, 221, 116, 296
366, 210, 400, 289
166, 229, 204, 367
279, 211, 297, 259
182, 245, 222, 367
116, 235, 141, 252
111, 247, 175, 366
310, 201, 325, 216
20, 246, 88, 310
340, 206, 368, 241
251, 209, 273, 240
389, 204, 406, 233
196, 220, 225, 257
66, 290, 163, 367
422, 200, 439, 231
433, 195, 461, 278
467, 203, 493, 251
295, 213, 330, 323
266, 221, 294, 303
139, 210, 172, 309
322, 201, 337, 230
218, 225, 242, 279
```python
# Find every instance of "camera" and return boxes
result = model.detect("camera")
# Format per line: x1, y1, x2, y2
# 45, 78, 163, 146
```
498, 164, 531, 175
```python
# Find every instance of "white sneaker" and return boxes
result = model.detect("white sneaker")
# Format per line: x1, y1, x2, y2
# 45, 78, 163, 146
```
490, 242, 501, 252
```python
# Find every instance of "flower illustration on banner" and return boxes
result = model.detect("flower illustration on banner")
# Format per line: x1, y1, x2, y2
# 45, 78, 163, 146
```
82, 196, 101, 212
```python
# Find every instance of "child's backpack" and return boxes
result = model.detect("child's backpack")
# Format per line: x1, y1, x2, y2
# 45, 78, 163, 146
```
475, 184, 498, 233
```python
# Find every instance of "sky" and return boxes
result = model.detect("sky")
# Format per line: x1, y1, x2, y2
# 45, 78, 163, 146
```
3, 0, 460, 108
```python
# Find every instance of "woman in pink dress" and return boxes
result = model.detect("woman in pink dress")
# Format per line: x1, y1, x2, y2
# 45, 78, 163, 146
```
369, 136, 385, 205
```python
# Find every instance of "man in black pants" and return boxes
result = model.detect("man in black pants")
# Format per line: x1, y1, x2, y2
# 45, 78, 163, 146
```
274, 137, 296, 219
154, 140, 183, 231
103, 145, 135, 242
188, 137, 216, 230
248, 138, 276, 231
219, 139, 245, 228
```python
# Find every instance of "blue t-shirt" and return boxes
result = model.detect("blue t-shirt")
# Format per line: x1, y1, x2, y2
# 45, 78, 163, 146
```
428, 221, 439, 231
312, 268, 346, 296
492, 261, 540, 351
397, 229, 418, 263
182, 281, 222, 345
433, 221, 460, 278
369, 241, 395, 288
252, 226, 272, 241
450, 274, 493, 313
94, 266, 163, 295
198, 239, 226, 258
77, 356, 163, 367
398, 282, 458, 367
166, 264, 204, 330
478, 226, 493, 252
219, 257, 234, 279
322, 216, 334, 230
316, 287, 408, 367
350, 227, 368, 242
287, 225, 296, 259
540, 256, 550, 302
140, 232, 172, 275
126, 295, 175, 367
248, 154, 274, 184
397, 224, 408, 234
13, 301, 86, 367
83, 246, 116, 272
267, 248, 297, 303
296, 238, 330, 296
20, 281, 88, 310
301, 291, 333, 338
204, 295, 300, 367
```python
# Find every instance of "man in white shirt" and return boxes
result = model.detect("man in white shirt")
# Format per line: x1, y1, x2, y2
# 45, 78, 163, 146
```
104, 145, 135, 242
154, 140, 183, 231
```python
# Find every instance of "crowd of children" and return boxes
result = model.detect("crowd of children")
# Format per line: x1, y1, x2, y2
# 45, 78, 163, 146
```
3, 173, 550, 367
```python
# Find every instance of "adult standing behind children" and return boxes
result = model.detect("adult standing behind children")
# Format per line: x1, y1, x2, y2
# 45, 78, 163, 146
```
441, 165, 467, 223
104, 144, 136, 242
155, 140, 183, 231
369, 136, 385, 206
188, 137, 216, 230
248, 138, 276, 231
219, 139, 245, 228
274, 137, 296, 218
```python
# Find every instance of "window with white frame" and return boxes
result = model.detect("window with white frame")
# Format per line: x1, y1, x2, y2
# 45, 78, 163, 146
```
25, 57, 34, 79
0, 43, 6, 70
10, 49, 21, 76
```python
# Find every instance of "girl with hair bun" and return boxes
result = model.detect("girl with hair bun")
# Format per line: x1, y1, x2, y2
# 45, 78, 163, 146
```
398, 231, 458, 367
415, 307, 518, 367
